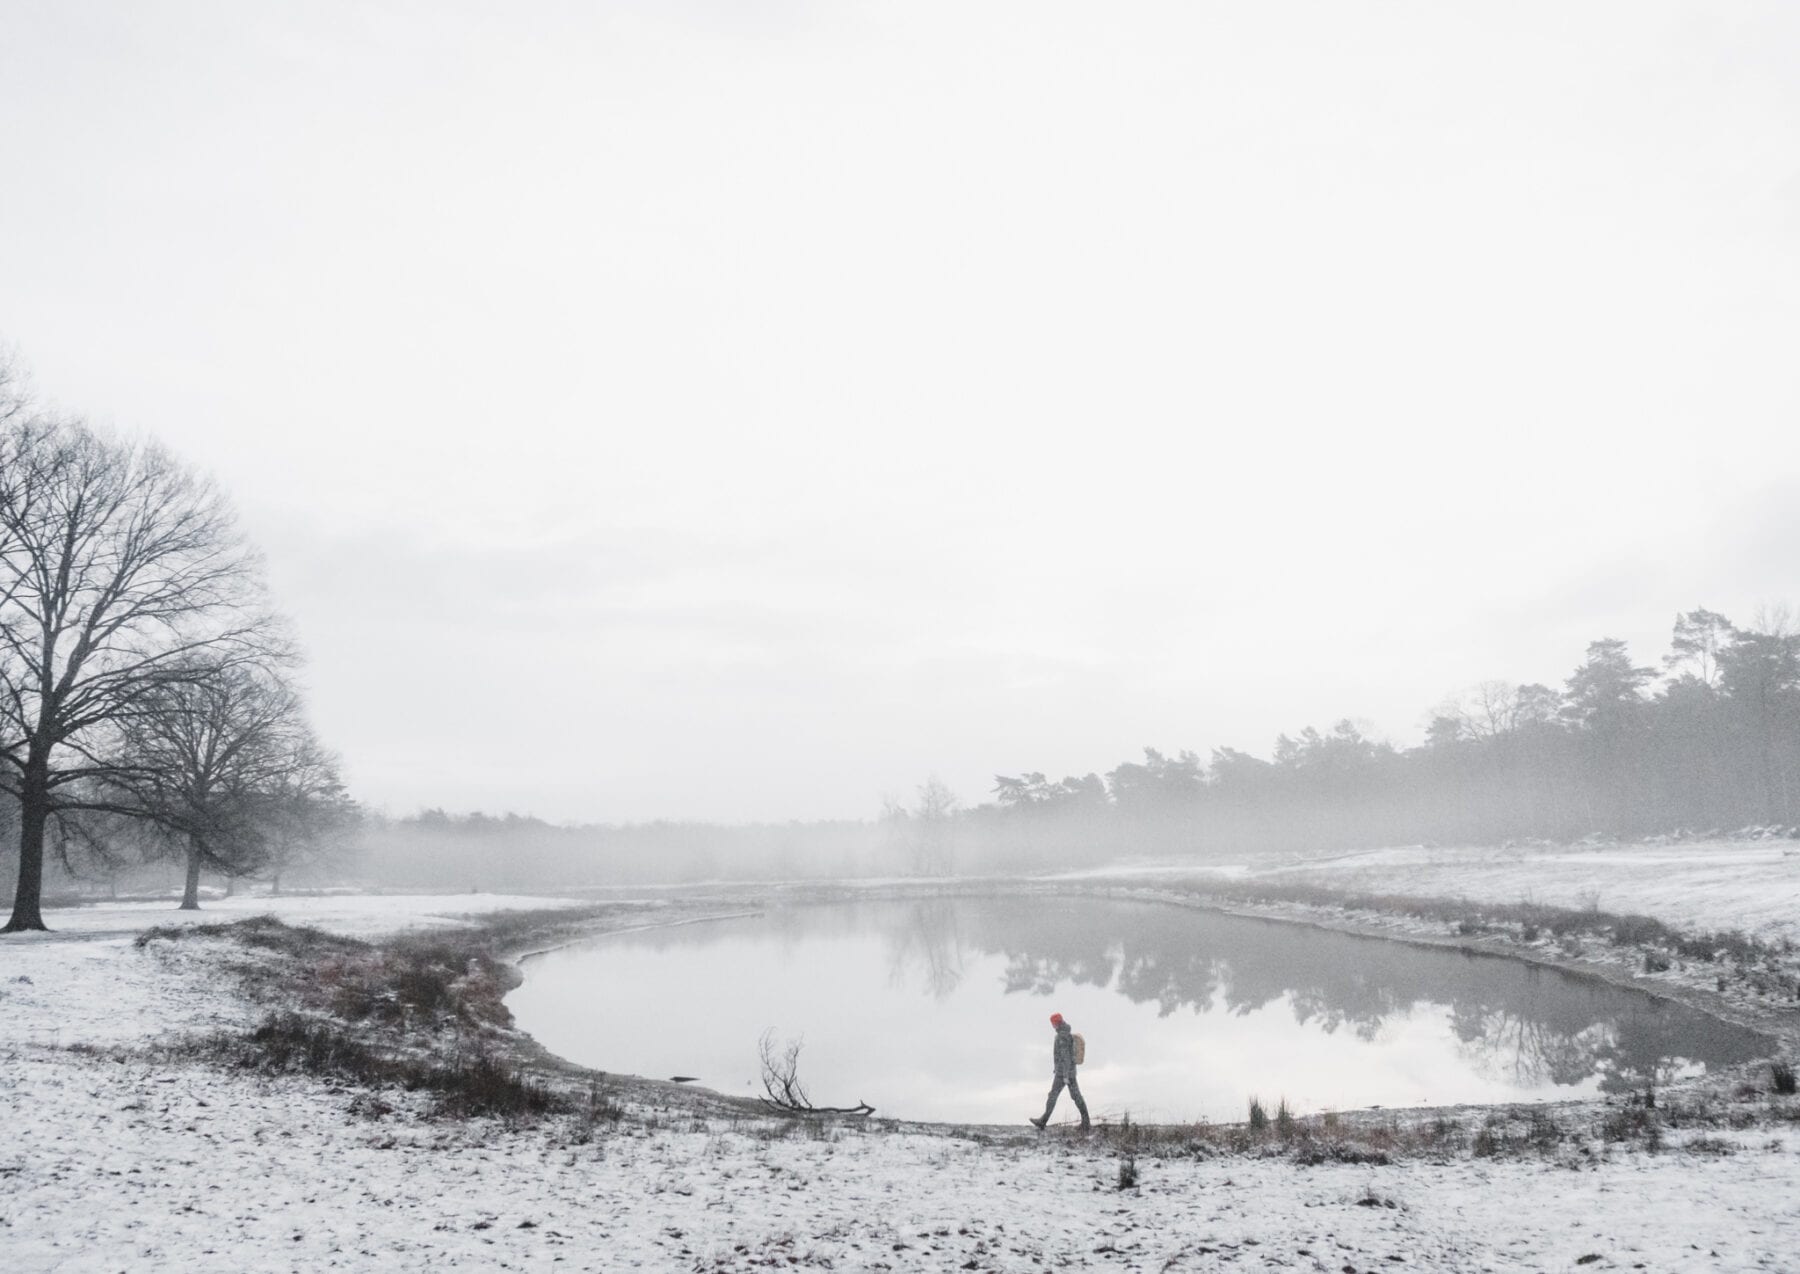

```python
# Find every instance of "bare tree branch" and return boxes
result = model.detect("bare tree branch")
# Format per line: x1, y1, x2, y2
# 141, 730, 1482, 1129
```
756, 1030, 874, 1117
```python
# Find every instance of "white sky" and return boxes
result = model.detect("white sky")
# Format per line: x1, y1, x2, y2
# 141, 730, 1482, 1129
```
3, 1, 1798, 822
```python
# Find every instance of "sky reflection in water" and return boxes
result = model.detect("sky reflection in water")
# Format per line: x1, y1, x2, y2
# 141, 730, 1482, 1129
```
507, 897, 1771, 1124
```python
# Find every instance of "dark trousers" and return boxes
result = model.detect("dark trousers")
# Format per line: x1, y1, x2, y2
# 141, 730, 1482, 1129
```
1041, 1073, 1089, 1125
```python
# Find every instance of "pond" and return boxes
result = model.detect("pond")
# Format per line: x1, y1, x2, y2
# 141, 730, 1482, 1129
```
506, 895, 1773, 1125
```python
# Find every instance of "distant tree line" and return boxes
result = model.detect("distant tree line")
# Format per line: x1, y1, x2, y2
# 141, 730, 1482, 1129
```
0, 352, 350, 927
356, 777, 975, 889
960, 607, 1800, 869
355, 609, 1800, 888
356, 809, 886, 890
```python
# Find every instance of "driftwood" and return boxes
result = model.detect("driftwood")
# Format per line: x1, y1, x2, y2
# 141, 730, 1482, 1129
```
757, 1030, 874, 1117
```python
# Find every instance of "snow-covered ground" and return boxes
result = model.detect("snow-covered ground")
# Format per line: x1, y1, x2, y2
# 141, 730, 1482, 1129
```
26, 891, 589, 940
2, 893, 587, 1050
5, 889, 1800, 1271
1261, 840, 1800, 944
9, 1050, 1800, 1273
1050, 838, 1800, 945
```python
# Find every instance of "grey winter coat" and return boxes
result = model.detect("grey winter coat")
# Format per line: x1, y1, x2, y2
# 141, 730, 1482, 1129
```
1052, 1021, 1077, 1079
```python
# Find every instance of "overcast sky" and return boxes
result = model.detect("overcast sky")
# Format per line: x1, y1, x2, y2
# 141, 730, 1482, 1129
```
3, 1, 1798, 822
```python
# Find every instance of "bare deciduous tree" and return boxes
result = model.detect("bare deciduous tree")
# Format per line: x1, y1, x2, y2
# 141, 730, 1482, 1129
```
1433, 680, 1529, 742
105, 663, 320, 909
261, 737, 357, 896
0, 418, 280, 931
0, 348, 28, 426
912, 775, 958, 876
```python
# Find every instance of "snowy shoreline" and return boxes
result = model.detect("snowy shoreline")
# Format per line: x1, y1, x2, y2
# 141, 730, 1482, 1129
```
7, 865, 1800, 1271
1088, 883, 1800, 1058
497, 870, 1799, 1098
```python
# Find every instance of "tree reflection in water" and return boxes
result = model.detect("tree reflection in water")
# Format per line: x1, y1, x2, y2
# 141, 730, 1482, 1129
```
886, 900, 968, 1000
878, 896, 1769, 1094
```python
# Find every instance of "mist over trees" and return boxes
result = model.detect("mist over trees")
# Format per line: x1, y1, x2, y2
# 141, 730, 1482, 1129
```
958, 608, 1800, 871
12, 354, 1795, 903
883, 776, 960, 876
355, 810, 887, 891
346, 607, 1800, 892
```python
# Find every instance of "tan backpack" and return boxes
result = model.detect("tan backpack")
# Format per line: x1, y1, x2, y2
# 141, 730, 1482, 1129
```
1073, 1032, 1086, 1065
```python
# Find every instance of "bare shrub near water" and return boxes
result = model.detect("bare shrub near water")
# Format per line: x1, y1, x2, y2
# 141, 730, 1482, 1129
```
1682, 1134, 1737, 1156
191, 1012, 564, 1120
1772, 1060, 1797, 1096
137, 915, 522, 1034
1275, 1097, 1296, 1138
1602, 1101, 1663, 1152
1077, 1103, 1565, 1165
135, 914, 365, 959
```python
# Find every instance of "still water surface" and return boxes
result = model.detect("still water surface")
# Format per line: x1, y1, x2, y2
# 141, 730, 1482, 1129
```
507, 896, 1771, 1124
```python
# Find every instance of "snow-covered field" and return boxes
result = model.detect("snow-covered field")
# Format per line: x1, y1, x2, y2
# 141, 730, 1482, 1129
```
5, 889, 1800, 1272
1261, 840, 1800, 944
1054, 838, 1800, 945
10, 1050, 1800, 1273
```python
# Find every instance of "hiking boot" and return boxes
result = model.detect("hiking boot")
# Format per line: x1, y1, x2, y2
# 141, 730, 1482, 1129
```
1029, 1115, 1047, 1129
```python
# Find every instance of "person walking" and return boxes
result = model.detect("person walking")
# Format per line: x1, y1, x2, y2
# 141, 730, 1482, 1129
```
1029, 1012, 1089, 1130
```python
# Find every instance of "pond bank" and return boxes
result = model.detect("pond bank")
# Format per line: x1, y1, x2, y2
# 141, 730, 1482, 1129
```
1084, 878, 1800, 1058
535, 874, 1800, 1063
7, 890, 1800, 1271
505, 888, 1781, 1126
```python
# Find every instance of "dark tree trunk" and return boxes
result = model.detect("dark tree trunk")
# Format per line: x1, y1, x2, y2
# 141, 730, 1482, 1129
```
179, 839, 203, 911
3, 759, 51, 933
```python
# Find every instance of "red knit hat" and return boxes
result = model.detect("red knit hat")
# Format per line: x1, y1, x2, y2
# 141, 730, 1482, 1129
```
1049, 1013, 1064, 1026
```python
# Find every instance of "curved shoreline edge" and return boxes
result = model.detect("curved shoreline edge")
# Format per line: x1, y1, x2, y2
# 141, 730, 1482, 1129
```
495, 879, 1796, 1131
1085, 883, 1795, 1053
509, 908, 764, 967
